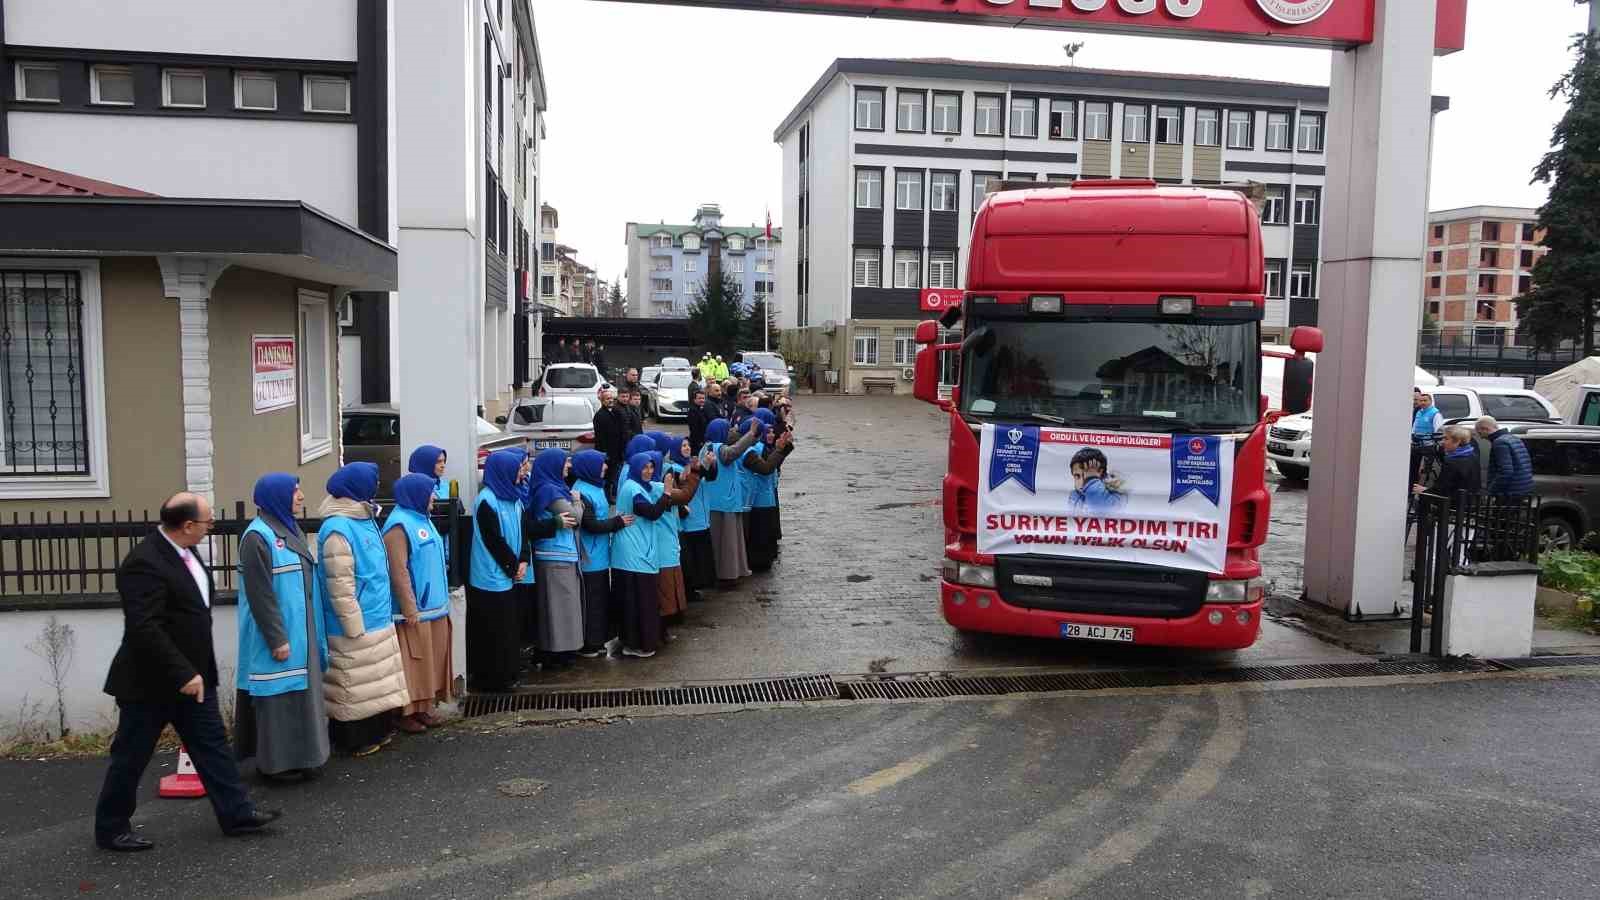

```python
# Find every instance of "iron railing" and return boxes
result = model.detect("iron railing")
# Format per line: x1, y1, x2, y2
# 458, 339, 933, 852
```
0, 498, 465, 605
1410, 492, 1541, 655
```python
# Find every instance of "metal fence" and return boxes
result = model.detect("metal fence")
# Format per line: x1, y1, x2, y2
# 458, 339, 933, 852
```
1417, 328, 1583, 379
1410, 492, 1541, 656
0, 499, 465, 604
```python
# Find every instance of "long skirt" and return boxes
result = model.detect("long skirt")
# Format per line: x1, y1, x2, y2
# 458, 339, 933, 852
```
581, 569, 612, 649
329, 713, 392, 755
710, 511, 750, 582
535, 561, 585, 654
658, 565, 688, 617
396, 615, 453, 717
466, 585, 521, 691
234, 588, 331, 775
616, 570, 661, 654
679, 529, 717, 594
747, 506, 781, 573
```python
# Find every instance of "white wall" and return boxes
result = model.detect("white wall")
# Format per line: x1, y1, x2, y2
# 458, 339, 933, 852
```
8, 112, 361, 225
395, 1, 476, 232
810, 78, 853, 327
6, 0, 359, 61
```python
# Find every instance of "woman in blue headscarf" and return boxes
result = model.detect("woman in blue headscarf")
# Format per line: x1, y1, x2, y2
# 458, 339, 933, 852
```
382, 474, 454, 734
527, 448, 585, 667
672, 434, 718, 602
316, 462, 410, 757
234, 473, 328, 779
408, 445, 453, 502
617, 433, 656, 485
571, 450, 633, 656
650, 432, 702, 624
467, 448, 567, 691
744, 409, 795, 573
611, 451, 674, 658
699, 417, 764, 585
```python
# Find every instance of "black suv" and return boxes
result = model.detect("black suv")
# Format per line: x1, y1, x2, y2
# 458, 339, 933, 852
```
1500, 423, 1600, 551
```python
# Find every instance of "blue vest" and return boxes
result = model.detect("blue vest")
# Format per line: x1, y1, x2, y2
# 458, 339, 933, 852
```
611, 480, 657, 574
702, 442, 745, 514
534, 496, 581, 564
236, 519, 325, 697
470, 492, 526, 592
574, 480, 612, 572
682, 461, 712, 533
1412, 406, 1441, 438
432, 480, 452, 502
649, 473, 681, 569
316, 513, 394, 638
749, 451, 779, 509
383, 507, 451, 623
736, 446, 763, 512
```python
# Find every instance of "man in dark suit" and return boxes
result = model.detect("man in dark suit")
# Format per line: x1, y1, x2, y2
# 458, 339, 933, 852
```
592, 389, 626, 499
94, 492, 282, 852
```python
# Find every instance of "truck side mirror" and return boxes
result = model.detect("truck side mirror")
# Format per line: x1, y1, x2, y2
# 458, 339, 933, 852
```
914, 320, 939, 345
1283, 357, 1314, 415
1290, 325, 1324, 355
914, 346, 942, 407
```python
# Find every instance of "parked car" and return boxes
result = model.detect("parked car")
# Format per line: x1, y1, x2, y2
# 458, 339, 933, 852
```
1506, 423, 1600, 552
342, 404, 520, 495
1267, 383, 1559, 482
640, 366, 662, 390
538, 362, 610, 404
736, 350, 792, 395
659, 356, 692, 371
644, 368, 694, 421
503, 396, 598, 450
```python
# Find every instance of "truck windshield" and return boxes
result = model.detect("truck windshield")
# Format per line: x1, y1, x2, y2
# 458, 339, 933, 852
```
959, 318, 1261, 432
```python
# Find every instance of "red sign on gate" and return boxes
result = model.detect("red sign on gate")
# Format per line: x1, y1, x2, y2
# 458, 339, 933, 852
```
921, 289, 957, 313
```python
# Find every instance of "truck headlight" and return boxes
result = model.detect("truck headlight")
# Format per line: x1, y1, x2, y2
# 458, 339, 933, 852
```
958, 564, 996, 588
1206, 579, 1265, 604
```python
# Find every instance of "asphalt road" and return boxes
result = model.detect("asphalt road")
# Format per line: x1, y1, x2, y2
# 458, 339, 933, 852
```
5, 671, 1599, 898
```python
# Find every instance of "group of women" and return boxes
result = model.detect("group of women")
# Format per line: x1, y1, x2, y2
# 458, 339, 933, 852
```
469, 409, 795, 684
234, 450, 458, 775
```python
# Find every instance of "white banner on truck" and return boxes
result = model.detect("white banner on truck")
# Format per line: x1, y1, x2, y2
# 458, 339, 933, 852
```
976, 424, 1235, 574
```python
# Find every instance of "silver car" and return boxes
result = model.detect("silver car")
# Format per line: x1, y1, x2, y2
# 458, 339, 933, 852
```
645, 368, 694, 421
504, 396, 598, 451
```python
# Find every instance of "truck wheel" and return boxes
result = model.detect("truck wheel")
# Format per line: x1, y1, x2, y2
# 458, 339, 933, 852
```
1540, 513, 1577, 554
1275, 462, 1310, 482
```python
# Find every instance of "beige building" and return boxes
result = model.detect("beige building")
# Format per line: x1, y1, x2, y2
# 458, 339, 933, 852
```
1424, 206, 1545, 346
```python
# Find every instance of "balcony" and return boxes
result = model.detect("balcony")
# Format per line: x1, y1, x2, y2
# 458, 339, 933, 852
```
650, 245, 675, 258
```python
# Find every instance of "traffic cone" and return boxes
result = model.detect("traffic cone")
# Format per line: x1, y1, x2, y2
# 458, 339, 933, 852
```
158, 745, 206, 799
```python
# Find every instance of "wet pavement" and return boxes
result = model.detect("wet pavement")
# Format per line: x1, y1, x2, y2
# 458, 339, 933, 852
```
530, 396, 1364, 692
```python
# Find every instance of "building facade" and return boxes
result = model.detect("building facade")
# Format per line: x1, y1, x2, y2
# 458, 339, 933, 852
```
1423, 206, 1545, 347
774, 58, 1445, 394
624, 203, 780, 319
539, 202, 562, 316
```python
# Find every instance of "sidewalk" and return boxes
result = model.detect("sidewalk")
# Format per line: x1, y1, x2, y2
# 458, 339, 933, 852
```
1266, 592, 1600, 657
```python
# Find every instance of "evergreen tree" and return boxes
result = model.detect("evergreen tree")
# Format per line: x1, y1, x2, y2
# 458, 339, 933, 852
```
1516, 24, 1600, 352
739, 294, 779, 351
688, 274, 745, 355
605, 282, 626, 318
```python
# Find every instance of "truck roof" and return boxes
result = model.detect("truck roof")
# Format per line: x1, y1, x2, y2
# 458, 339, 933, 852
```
978, 182, 1253, 236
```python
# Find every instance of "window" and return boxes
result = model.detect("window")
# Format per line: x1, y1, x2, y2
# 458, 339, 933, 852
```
1430, 275, 1442, 291
896, 89, 925, 132
853, 327, 879, 365
1433, 225, 1445, 240
728, 235, 746, 251
14, 63, 60, 103
893, 249, 921, 289
298, 290, 333, 463
1520, 249, 1534, 268
932, 92, 961, 134
1009, 96, 1038, 137
542, 241, 555, 262
1290, 265, 1314, 298
1046, 174, 1075, 184
1480, 248, 1499, 268
683, 258, 698, 273
303, 74, 351, 114
1152, 106, 1181, 144
895, 170, 924, 211
855, 168, 883, 209
852, 249, 880, 287
1434, 394, 1472, 419
930, 172, 958, 212
1297, 112, 1324, 152
1262, 186, 1287, 225
163, 68, 206, 108
1522, 223, 1537, 242
90, 65, 134, 106
1122, 104, 1149, 143
1194, 109, 1220, 147
727, 257, 744, 274
1227, 110, 1253, 149
1265, 111, 1291, 151
1478, 273, 1497, 293
1007, 172, 1035, 183
1580, 395, 1600, 428
1519, 274, 1533, 295
972, 172, 1002, 218
1482, 222, 1501, 242
1482, 395, 1553, 422
1294, 188, 1318, 225
894, 327, 916, 365
342, 414, 400, 448
1047, 100, 1076, 140
855, 87, 884, 130
685, 281, 698, 296
755, 257, 772, 274
1084, 102, 1110, 141
234, 71, 277, 111
651, 234, 671, 249
682, 234, 701, 251
975, 95, 1003, 136
337, 295, 355, 327
930, 250, 957, 288
1264, 260, 1284, 298
651, 278, 672, 293
540, 275, 555, 297
1431, 250, 1443, 264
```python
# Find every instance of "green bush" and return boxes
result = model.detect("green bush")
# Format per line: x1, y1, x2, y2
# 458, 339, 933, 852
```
1539, 550, 1600, 598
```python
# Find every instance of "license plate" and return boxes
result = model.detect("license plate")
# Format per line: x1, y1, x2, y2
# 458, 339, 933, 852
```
1267, 441, 1290, 455
533, 439, 572, 450
1060, 622, 1135, 643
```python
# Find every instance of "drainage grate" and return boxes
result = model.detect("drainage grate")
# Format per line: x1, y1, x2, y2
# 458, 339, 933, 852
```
1494, 654, 1600, 670
460, 674, 839, 718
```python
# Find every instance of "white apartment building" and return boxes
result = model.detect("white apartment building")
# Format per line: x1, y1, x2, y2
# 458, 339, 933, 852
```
774, 58, 1448, 394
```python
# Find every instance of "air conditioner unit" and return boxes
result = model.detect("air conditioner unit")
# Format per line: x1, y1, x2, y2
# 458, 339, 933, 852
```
901, 366, 916, 381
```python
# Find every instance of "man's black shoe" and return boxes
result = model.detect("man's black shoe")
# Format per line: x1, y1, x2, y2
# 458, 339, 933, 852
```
97, 832, 154, 852
222, 809, 283, 836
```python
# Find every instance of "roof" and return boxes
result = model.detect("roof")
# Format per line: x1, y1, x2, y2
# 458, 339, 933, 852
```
0, 156, 155, 197
627, 223, 782, 242
1429, 206, 1540, 223
774, 57, 1452, 141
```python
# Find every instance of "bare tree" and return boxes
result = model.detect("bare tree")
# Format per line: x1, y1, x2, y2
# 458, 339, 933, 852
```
26, 617, 76, 739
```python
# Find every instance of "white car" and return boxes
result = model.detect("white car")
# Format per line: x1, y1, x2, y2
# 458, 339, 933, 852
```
659, 356, 692, 371
539, 363, 608, 404
644, 368, 694, 421
738, 350, 791, 394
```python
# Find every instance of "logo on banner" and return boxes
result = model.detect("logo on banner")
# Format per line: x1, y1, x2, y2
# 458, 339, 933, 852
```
1170, 434, 1223, 505
920, 288, 954, 312
1255, 0, 1335, 25
989, 424, 1040, 493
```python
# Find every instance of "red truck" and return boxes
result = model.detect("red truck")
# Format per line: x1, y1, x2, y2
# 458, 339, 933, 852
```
912, 181, 1318, 650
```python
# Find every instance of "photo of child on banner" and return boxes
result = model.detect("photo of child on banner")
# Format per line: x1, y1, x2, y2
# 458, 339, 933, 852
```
977, 424, 1235, 574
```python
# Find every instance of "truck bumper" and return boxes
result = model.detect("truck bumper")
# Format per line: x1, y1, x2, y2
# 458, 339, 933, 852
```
940, 581, 1262, 650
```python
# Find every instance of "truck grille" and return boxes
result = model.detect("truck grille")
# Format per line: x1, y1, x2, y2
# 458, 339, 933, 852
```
1269, 426, 1303, 442
994, 555, 1209, 619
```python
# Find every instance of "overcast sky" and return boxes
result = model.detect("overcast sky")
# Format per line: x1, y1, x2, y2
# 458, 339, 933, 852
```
535, 0, 1593, 289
